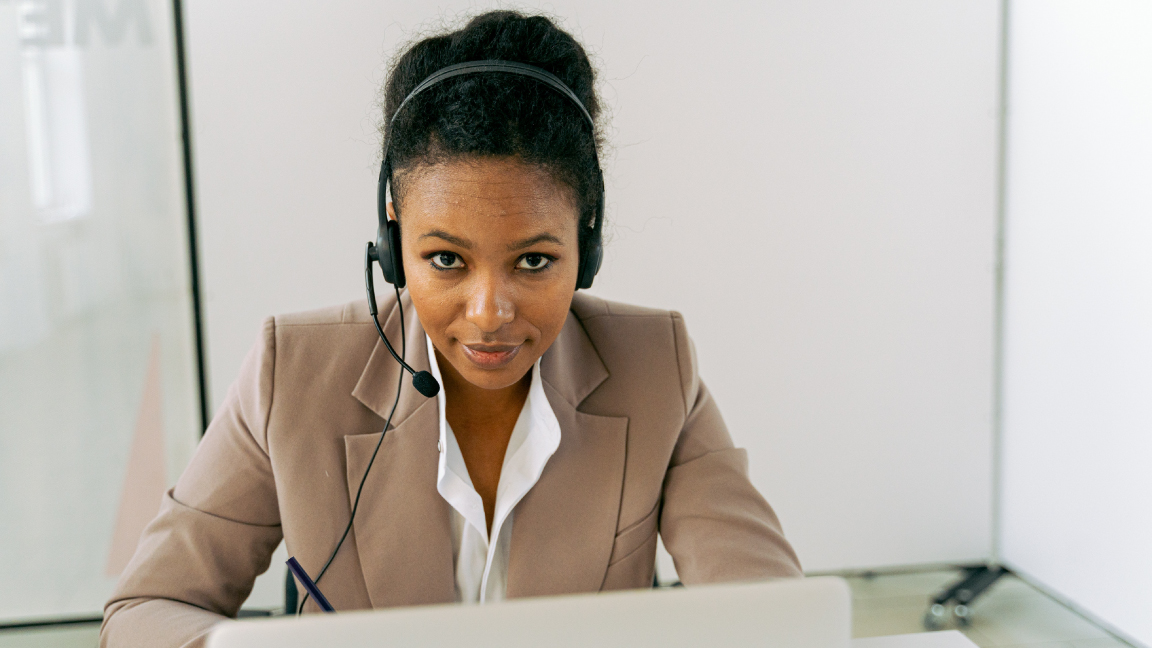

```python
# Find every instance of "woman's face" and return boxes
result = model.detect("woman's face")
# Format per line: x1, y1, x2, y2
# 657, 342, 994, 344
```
395, 156, 581, 391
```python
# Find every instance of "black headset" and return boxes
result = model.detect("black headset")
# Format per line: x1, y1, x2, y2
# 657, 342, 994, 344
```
366, 60, 605, 292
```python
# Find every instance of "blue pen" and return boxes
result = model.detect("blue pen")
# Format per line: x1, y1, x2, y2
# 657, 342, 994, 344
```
286, 557, 336, 613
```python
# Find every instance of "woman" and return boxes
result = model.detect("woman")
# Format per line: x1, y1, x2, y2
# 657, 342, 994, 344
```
101, 11, 800, 648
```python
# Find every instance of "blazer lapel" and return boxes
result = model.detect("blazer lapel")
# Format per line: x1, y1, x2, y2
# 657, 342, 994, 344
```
347, 291, 455, 607
506, 311, 630, 597
351, 290, 429, 427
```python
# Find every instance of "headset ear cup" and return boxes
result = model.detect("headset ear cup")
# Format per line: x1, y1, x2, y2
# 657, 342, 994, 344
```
375, 226, 393, 284
388, 219, 406, 288
379, 219, 406, 288
577, 238, 602, 290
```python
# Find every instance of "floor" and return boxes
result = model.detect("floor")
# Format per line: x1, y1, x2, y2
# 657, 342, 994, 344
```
0, 625, 98, 648
0, 569, 1134, 647
846, 569, 1133, 648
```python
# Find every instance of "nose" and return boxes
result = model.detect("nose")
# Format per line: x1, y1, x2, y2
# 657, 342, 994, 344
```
465, 270, 515, 334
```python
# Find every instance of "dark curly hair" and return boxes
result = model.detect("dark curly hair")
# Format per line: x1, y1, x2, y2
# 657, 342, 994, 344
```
382, 11, 604, 251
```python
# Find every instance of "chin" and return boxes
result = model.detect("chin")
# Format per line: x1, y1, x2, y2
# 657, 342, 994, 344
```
458, 364, 531, 391
453, 352, 534, 387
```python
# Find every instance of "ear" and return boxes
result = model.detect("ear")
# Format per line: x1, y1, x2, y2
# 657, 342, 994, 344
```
386, 201, 397, 222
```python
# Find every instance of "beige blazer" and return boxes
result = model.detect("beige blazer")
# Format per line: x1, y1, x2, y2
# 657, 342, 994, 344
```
102, 292, 801, 648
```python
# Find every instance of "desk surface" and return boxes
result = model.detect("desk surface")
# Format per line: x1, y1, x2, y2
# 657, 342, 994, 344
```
853, 631, 978, 648
0, 624, 977, 648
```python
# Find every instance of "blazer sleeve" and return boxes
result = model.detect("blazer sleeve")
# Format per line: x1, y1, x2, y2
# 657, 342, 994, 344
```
659, 312, 803, 583
101, 318, 284, 648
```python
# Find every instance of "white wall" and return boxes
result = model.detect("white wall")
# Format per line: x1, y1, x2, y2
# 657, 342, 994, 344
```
186, 0, 1001, 587
1000, 2, 1152, 645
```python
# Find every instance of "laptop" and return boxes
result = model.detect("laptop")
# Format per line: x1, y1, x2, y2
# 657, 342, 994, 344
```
207, 576, 851, 648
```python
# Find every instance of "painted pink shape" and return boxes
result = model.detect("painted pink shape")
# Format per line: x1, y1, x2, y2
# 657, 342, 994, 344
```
105, 334, 167, 577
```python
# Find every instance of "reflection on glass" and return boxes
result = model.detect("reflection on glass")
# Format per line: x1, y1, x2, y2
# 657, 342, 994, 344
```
0, 0, 200, 622
18, 0, 93, 223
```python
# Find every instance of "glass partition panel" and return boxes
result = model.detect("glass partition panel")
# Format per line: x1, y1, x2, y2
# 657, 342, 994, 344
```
0, 0, 201, 622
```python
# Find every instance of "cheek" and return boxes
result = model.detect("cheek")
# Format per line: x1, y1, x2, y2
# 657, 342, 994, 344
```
525, 281, 575, 337
405, 274, 456, 334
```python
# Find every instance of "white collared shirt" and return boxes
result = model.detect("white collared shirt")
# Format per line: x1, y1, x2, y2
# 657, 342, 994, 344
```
426, 336, 561, 604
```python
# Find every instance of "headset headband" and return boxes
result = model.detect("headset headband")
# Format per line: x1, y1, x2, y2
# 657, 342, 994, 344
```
394, 60, 595, 128
378, 60, 602, 227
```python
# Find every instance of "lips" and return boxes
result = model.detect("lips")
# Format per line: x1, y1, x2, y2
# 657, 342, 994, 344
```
460, 343, 522, 369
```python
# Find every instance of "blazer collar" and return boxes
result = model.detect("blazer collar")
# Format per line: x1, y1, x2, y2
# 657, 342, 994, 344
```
346, 294, 625, 603
539, 309, 610, 407
352, 293, 610, 422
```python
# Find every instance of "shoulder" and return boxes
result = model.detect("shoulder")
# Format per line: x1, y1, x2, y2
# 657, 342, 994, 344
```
265, 296, 386, 345
568, 293, 698, 416
255, 299, 384, 377
570, 292, 692, 347
569, 292, 691, 337
272, 298, 378, 328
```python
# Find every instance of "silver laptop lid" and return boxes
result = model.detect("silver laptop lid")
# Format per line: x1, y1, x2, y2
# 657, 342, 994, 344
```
208, 576, 851, 648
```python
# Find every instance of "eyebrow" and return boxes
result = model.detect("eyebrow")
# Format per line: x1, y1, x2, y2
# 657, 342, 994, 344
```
419, 230, 473, 249
417, 230, 563, 251
508, 233, 563, 251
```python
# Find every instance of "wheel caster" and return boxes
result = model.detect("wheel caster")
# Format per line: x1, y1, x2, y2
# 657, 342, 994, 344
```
923, 565, 1003, 631
923, 603, 949, 630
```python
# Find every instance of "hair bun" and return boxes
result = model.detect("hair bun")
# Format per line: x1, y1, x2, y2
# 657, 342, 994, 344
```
382, 11, 605, 252
387, 11, 598, 125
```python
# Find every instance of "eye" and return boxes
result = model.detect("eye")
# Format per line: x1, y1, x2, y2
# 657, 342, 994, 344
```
429, 252, 464, 270
516, 253, 553, 271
